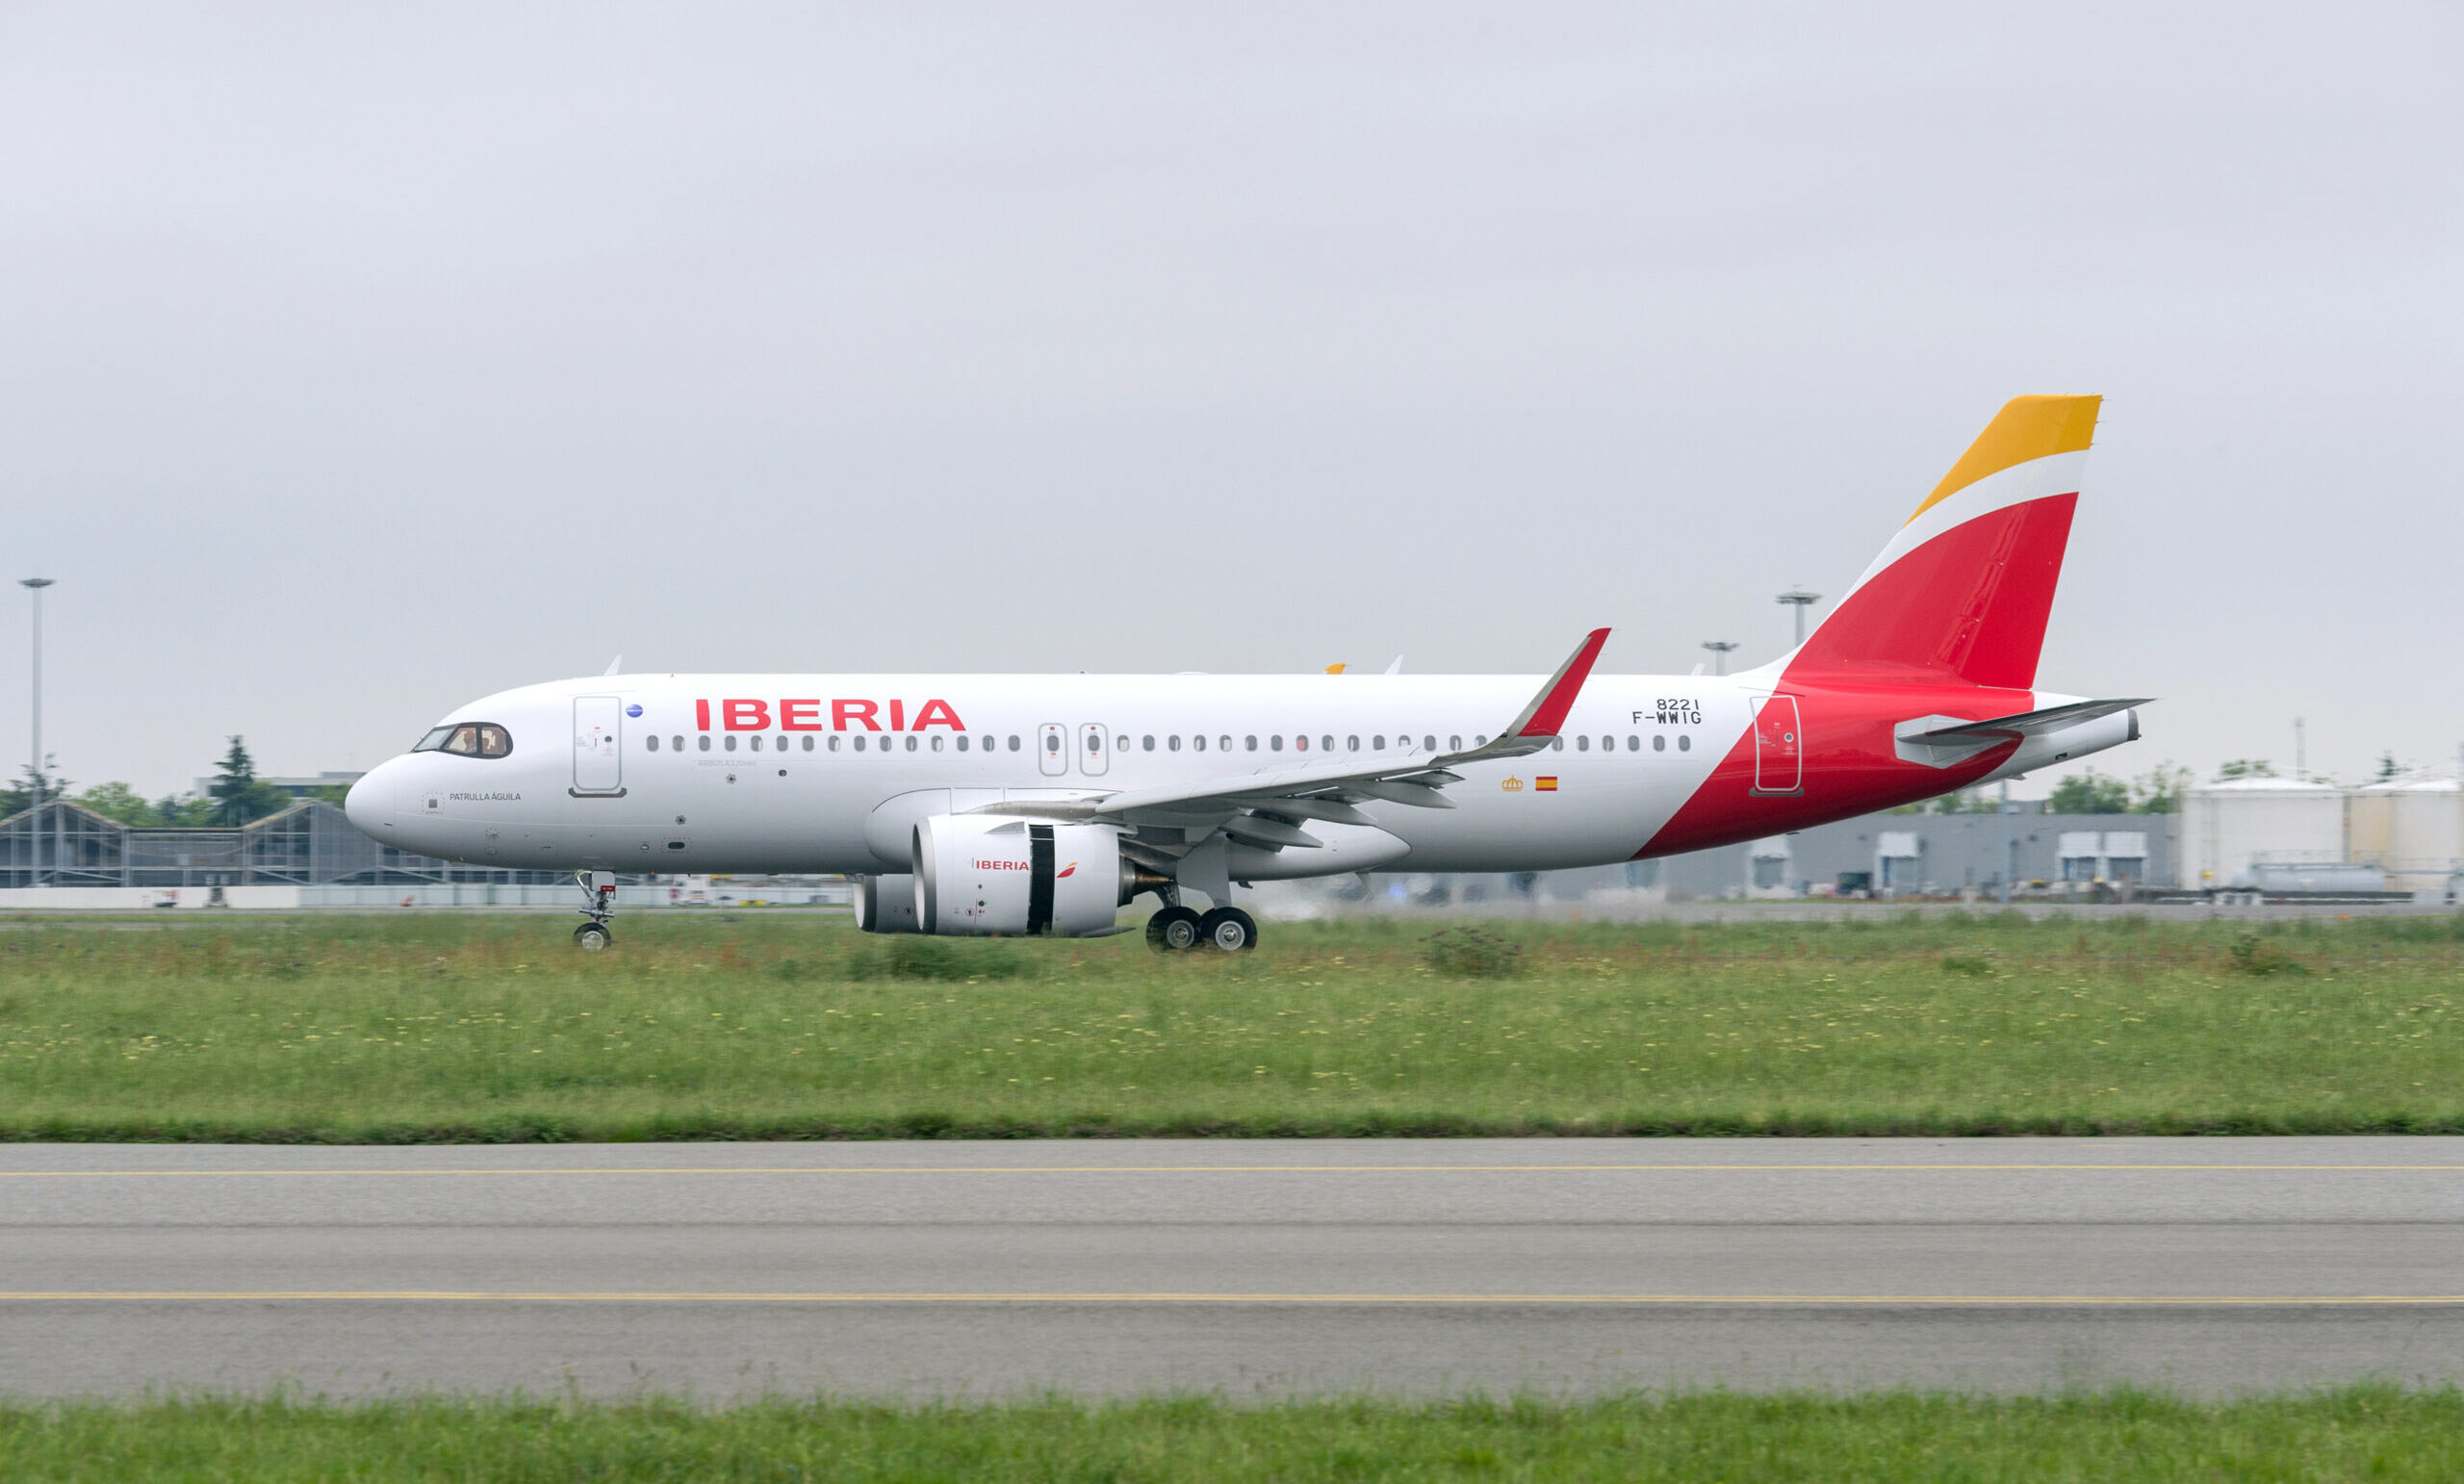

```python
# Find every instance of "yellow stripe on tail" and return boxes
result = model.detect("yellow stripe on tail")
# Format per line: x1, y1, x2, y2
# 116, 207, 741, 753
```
1904, 395, 2101, 526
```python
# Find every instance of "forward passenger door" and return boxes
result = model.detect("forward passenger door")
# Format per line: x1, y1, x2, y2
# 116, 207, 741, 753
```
572, 696, 625, 795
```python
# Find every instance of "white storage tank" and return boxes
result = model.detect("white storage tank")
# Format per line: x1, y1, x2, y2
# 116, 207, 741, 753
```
2348, 776, 2462, 897
2177, 777, 2345, 889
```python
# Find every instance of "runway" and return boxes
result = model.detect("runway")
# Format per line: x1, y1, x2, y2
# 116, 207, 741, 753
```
5, 1138, 2463, 1398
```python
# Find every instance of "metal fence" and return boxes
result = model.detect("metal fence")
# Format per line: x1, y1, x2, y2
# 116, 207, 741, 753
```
0, 799, 575, 889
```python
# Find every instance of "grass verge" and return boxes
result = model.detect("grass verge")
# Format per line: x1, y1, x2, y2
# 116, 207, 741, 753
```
1, 910, 2460, 1141
0, 1390, 2458, 1481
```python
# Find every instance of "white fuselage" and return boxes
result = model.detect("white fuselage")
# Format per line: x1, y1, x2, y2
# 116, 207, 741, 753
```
347, 671, 1764, 879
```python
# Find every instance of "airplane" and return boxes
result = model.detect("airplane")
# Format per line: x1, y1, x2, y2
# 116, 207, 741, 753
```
346, 395, 2143, 951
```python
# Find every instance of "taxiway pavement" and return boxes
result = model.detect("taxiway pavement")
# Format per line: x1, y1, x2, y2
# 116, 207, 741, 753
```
5, 1138, 2462, 1397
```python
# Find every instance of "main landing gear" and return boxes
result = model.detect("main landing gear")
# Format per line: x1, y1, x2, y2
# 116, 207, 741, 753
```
573, 870, 617, 950
1146, 903, 1257, 953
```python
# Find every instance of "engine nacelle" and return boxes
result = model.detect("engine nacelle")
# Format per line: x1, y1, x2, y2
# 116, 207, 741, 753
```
912, 814, 1139, 937
853, 874, 922, 934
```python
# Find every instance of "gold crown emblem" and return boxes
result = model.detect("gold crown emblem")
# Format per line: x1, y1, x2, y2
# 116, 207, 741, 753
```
1501, 776, 1524, 792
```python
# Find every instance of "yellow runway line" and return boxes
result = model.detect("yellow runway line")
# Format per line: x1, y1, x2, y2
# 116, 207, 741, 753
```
6, 1291, 2464, 1306
4, 1163, 2464, 1178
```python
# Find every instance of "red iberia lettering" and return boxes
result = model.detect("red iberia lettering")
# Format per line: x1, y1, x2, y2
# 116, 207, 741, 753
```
973, 859, 1031, 870
779, 699, 823, 730
722, 699, 771, 731
888, 699, 906, 731
911, 698, 965, 730
833, 699, 881, 732
696, 699, 710, 731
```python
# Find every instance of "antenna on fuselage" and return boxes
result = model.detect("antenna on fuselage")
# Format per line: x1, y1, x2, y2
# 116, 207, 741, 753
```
1383, 655, 1403, 675
603, 654, 623, 677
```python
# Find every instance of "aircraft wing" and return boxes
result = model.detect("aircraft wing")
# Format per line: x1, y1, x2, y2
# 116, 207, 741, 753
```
967, 628, 1610, 851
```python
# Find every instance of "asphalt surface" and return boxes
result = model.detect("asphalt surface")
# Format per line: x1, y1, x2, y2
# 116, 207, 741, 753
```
5, 1138, 2464, 1398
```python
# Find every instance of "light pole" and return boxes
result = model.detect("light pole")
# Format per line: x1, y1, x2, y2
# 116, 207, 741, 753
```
1701, 640, 1738, 677
1998, 778, 2013, 906
1777, 588, 1820, 647
20, 578, 54, 886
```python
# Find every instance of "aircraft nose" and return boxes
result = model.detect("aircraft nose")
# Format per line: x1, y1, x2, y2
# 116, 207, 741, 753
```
344, 766, 394, 836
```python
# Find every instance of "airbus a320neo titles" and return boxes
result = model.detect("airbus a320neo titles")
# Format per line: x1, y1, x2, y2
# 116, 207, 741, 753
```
346, 396, 2144, 951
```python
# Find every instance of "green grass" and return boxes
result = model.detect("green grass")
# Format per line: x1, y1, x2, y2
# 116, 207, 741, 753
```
1, 910, 2461, 1141
1, 1390, 2460, 1481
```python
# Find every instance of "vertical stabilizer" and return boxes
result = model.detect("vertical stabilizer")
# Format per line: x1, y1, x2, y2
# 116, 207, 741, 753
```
1790, 395, 2099, 689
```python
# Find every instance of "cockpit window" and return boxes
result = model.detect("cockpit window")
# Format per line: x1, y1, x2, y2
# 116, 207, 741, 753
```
413, 723, 514, 758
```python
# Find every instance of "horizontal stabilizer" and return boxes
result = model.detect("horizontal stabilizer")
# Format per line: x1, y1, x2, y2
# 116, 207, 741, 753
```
1894, 698, 2149, 768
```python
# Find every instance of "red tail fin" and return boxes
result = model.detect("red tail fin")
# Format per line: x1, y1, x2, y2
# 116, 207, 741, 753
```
1791, 395, 2098, 689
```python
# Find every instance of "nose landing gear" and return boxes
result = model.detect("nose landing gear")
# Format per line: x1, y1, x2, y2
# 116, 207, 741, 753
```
573, 870, 617, 949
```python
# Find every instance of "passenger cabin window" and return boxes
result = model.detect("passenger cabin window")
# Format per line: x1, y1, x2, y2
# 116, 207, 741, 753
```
646, 735, 659, 752
415, 723, 513, 758
956, 735, 969, 752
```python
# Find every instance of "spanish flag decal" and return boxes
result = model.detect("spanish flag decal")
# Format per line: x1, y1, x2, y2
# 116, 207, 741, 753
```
1535, 776, 1558, 791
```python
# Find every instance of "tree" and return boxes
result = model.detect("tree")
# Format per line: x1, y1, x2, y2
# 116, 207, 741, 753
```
2129, 763, 2192, 814
2376, 752, 2403, 780
2047, 771, 2132, 814
154, 793, 220, 827
0, 757, 68, 819
208, 736, 294, 825
2216, 758, 2277, 780
74, 781, 158, 826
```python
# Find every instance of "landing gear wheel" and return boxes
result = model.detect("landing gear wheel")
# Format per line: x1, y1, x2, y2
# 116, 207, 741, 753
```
1196, 907, 1257, 952
1146, 906, 1203, 953
573, 922, 614, 951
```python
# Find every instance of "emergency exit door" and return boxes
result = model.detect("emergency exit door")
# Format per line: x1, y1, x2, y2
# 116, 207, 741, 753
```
1038, 724, 1067, 778
573, 696, 625, 795
1077, 723, 1110, 777
1751, 694, 1802, 796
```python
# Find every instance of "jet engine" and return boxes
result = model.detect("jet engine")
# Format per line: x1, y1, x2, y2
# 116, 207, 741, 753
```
911, 814, 1160, 936
852, 874, 922, 934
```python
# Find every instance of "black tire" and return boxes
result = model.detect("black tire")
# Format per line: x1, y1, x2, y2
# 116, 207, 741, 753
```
573, 922, 614, 950
1196, 907, 1257, 952
1146, 906, 1203, 952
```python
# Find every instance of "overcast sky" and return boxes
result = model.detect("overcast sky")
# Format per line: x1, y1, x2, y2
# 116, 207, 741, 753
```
1, 3, 2457, 798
